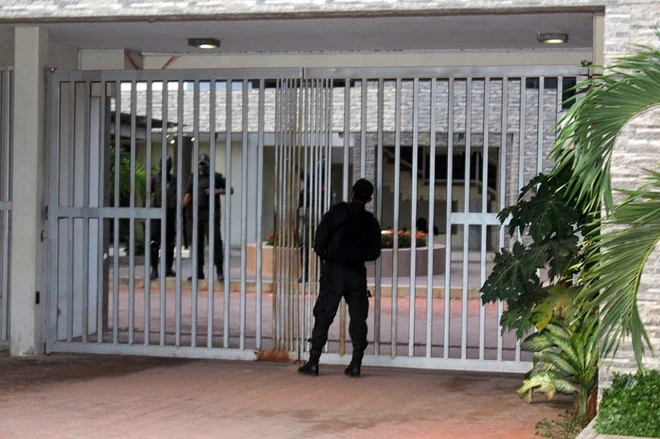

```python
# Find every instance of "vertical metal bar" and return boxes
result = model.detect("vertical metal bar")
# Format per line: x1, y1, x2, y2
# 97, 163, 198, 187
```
82, 81, 91, 343
297, 78, 305, 356
374, 78, 384, 356
392, 78, 402, 359
282, 79, 288, 352
300, 78, 309, 356
426, 78, 437, 358
67, 83, 76, 343
480, 78, 490, 361
444, 78, 454, 359
538, 76, 545, 175
191, 80, 200, 347
461, 78, 472, 361
339, 78, 350, 356
159, 81, 168, 346
128, 81, 137, 345
498, 78, 508, 361
175, 81, 183, 347
516, 77, 526, 363
207, 81, 216, 348
97, 81, 106, 344
208, 80, 217, 349
47, 73, 61, 348
360, 79, 367, 178
0, 70, 8, 343
240, 79, 249, 350
224, 80, 232, 349
112, 83, 120, 344
409, 78, 420, 357
273, 79, 280, 349
303, 79, 310, 349
557, 77, 563, 126
169, 82, 180, 346
256, 79, 265, 350
144, 80, 152, 346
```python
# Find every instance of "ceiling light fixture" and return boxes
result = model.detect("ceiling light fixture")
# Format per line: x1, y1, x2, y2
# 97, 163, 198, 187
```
537, 32, 569, 44
188, 38, 221, 50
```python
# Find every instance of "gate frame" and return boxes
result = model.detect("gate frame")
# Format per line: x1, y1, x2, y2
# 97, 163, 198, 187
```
44, 65, 584, 374
0, 66, 12, 351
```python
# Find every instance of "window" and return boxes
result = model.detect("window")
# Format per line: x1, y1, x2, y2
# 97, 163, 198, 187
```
525, 77, 578, 110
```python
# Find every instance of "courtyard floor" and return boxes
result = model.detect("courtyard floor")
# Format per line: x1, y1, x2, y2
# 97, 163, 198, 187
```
0, 353, 570, 439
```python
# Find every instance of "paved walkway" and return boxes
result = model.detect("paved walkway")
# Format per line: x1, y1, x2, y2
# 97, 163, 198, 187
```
0, 354, 569, 439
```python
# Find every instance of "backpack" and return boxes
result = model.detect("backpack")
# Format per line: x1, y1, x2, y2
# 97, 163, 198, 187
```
332, 203, 381, 265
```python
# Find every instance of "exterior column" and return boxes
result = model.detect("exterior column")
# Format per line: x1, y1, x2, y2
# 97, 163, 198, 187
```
10, 27, 49, 355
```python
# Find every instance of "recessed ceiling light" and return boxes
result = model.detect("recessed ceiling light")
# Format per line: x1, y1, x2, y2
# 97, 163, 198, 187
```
188, 38, 221, 50
537, 32, 569, 44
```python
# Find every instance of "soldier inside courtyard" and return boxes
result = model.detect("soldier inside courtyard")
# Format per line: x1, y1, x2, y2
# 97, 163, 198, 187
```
183, 153, 234, 281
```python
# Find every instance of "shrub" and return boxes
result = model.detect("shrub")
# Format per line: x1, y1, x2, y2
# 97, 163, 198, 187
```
596, 370, 660, 438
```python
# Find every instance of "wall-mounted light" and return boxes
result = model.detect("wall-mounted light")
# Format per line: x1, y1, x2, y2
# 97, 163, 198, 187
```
188, 38, 221, 50
537, 32, 569, 44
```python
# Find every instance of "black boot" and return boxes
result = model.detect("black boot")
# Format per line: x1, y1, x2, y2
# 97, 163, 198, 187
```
298, 350, 320, 376
150, 268, 159, 280
344, 362, 361, 378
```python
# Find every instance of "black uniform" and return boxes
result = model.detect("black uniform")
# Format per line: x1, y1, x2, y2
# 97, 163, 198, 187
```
150, 172, 177, 277
308, 200, 382, 366
185, 172, 226, 279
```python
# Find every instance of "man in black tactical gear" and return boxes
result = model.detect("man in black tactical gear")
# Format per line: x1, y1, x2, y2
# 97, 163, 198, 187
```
298, 179, 382, 378
150, 154, 177, 280
184, 153, 234, 281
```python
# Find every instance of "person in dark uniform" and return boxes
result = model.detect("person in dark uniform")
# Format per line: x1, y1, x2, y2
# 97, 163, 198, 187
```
298, 179, 382, 378
150, 155, 177, 280
183, 153, 234, 281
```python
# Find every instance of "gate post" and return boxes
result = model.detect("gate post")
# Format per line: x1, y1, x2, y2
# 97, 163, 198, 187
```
9, 27, 49, 355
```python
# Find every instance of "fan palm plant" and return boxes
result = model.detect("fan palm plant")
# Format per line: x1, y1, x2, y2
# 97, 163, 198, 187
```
551, 34, 660, 368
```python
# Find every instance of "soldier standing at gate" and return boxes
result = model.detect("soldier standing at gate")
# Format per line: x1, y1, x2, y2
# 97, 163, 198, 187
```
298, 179, 382, 378
150, 155, 177, 280
184, 153, 234, 281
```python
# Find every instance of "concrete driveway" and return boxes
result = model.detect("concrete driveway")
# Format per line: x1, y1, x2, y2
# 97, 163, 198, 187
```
0, 354, 569, 439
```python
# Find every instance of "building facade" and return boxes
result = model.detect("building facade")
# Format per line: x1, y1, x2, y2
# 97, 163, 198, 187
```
0, 0, 658, 386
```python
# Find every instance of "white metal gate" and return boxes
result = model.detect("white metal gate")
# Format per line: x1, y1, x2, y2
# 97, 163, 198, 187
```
46, 66, 582, 372
0, 67, 11, 351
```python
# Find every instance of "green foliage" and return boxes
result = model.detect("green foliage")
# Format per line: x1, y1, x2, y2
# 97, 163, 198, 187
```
596, 370, 660, 437
579, 168, 660, 367
535, 409, 590, 439
518, 307, 599, 417
481, 168, 596, 338
551, 35, 660, 214
109, 144, 147, 203
548, 35, 660, 369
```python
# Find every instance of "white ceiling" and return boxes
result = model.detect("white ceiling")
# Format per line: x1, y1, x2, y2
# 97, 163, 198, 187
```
25, 13, 593, 54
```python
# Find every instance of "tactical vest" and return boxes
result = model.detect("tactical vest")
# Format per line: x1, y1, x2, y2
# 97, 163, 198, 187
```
151, 174, 177, 208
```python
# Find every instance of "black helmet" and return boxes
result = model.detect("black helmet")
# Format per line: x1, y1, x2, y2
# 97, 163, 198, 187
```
198, 153, 210, 174
160, 154, 173, 173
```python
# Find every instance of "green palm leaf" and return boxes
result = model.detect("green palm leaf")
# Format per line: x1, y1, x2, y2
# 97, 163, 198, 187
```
551, 39, 660, 213
579, 175, 660, 367
517, 369, 576, 402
